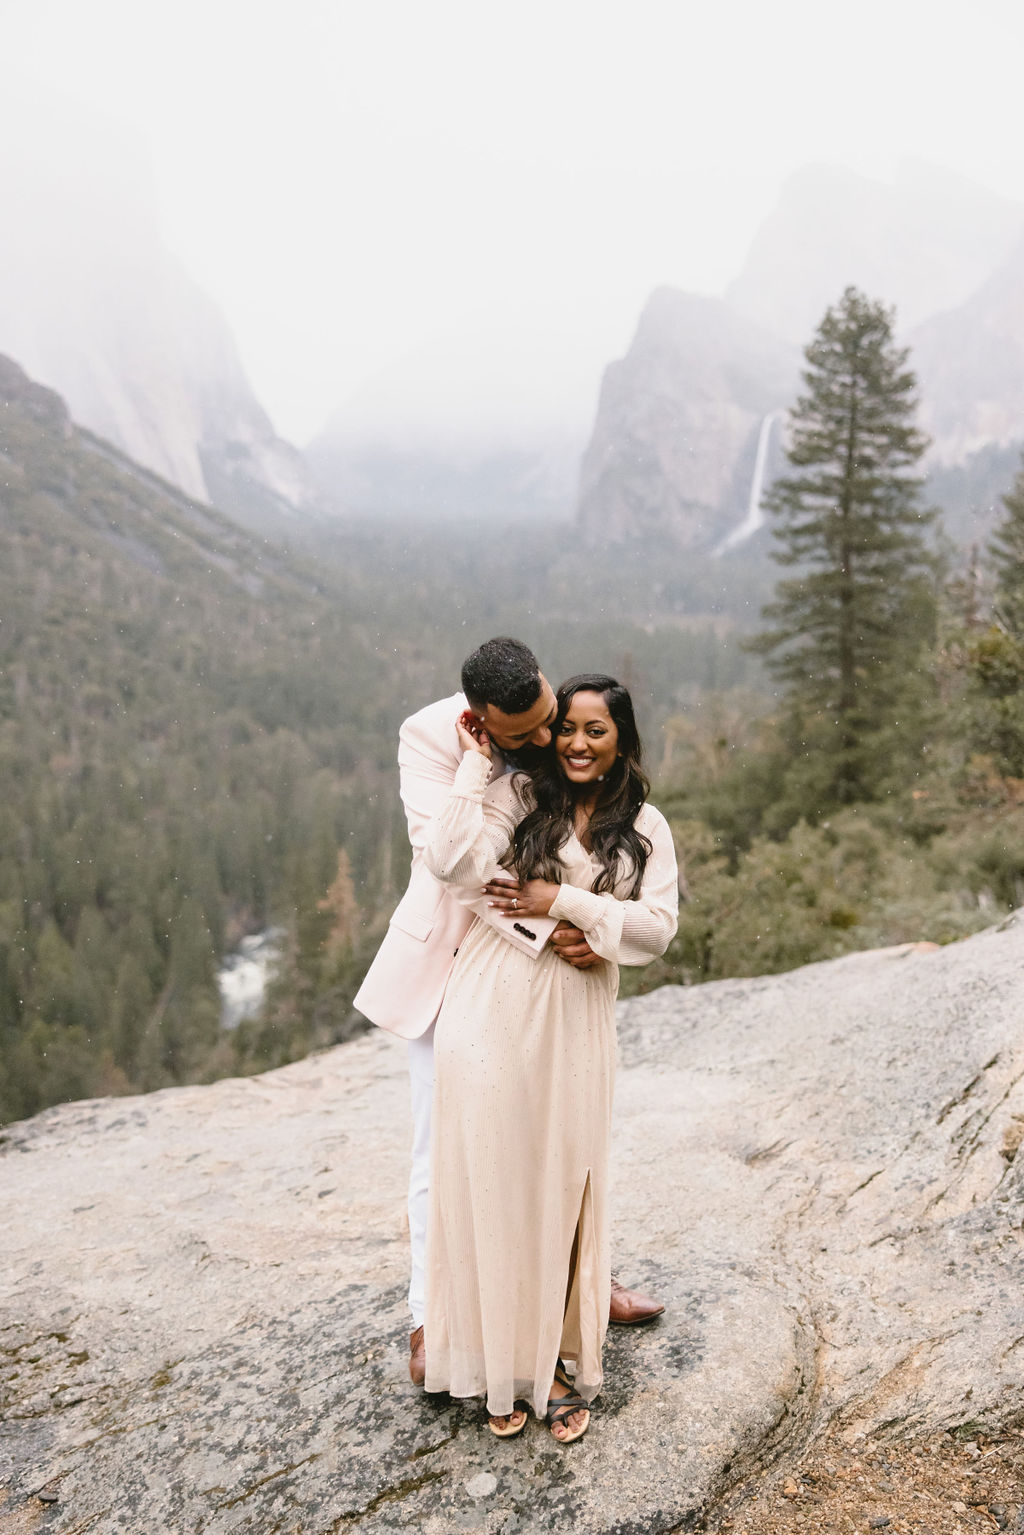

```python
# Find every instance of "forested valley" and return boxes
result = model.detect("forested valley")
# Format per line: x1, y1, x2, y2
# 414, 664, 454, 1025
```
0, 356, 758, 1123
2, 289, 1023, 1126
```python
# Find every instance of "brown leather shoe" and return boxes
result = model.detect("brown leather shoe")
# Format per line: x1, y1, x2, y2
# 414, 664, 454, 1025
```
608, 1277, 664, 1325
409, 1325, 426, 1385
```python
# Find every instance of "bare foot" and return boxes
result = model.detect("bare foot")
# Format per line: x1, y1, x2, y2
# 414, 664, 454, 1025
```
487, 1408, 527, 1436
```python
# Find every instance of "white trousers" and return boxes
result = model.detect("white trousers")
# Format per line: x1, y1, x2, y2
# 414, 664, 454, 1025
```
406, 1022, 435, 1327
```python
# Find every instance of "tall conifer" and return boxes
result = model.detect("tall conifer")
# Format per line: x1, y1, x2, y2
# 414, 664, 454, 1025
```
963, 456, 1024, 777
753, 287, 935, 805
990, 455, 1024, 639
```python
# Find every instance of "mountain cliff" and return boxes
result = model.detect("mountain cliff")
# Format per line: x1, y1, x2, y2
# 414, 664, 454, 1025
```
577, 289, 797, 551
0, 91, 318, 533
578, 165, 1024, 551
725, 161, 1023, 348
911, 226, 1024, 465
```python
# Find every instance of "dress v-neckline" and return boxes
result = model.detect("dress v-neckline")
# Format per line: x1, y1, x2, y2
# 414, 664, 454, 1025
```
565, 826, 599, 867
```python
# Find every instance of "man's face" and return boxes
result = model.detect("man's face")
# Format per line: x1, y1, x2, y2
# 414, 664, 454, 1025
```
475, 673, 558, 754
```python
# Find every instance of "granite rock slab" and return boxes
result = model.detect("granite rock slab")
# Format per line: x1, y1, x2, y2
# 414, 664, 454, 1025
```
2, 914, 1023, 1533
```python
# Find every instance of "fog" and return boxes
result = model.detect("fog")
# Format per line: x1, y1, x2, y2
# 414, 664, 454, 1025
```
7, 0, 1024, 450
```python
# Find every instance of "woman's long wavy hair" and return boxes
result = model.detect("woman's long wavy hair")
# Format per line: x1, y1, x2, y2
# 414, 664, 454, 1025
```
510, 674, 652, 899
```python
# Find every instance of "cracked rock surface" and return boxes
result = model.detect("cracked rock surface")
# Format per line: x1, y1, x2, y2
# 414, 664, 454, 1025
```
1, 914, 1022, 1533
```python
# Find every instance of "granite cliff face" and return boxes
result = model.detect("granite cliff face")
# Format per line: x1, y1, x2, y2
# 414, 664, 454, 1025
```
911, 228, 1024, 467
2, 915, 1022, 1533
578, 165, 1024, 551
0, 94, 317, 533
577, 289, 797, 551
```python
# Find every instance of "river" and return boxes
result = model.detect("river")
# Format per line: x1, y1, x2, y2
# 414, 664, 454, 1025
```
216, 928, 285, 1030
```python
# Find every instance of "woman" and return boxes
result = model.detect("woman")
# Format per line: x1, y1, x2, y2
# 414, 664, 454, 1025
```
422, 675, 678, 1442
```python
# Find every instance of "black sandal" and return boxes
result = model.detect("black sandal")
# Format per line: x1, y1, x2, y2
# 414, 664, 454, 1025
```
546, 1358, 590, 1444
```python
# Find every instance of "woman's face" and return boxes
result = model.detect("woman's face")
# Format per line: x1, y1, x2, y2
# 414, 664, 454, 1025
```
555, 690, 620, 787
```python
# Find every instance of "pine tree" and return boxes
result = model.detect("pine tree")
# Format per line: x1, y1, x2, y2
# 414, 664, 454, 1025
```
962, 456, 1024, 778
752, 286, 936, 806
990, 455, 1024, 639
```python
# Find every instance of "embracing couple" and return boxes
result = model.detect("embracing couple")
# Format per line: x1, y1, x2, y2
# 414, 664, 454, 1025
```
355, 638, 679, 1444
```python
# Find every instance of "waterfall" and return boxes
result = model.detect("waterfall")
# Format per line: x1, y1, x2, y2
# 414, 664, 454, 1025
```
715, 411, 782, 554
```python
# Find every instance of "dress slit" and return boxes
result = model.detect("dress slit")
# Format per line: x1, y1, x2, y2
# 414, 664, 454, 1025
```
557, 1170, 605, 1404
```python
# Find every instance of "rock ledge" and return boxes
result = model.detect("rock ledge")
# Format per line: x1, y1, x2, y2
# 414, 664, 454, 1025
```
2, 916, 1023, 1533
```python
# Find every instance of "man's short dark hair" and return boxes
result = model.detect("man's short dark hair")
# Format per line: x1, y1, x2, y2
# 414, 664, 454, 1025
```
461, 637, 542, 715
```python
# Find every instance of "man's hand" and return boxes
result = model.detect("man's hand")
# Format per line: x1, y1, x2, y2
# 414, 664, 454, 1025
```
549, 920, 602, 970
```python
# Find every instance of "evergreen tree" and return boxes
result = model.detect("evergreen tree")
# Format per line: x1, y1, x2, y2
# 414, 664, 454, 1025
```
990, 454, 1024, 639
961, 455, 1024, 778
752, 287, 936, 806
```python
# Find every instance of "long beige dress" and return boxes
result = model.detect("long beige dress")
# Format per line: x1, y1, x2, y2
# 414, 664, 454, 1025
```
422, 750, 678, 1417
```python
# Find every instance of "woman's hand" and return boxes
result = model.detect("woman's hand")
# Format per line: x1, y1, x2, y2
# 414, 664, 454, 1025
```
485, 876, 560, 918
456, 710, 491, 759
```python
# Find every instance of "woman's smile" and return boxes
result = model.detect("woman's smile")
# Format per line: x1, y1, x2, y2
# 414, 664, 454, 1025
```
556, 691, 620, 784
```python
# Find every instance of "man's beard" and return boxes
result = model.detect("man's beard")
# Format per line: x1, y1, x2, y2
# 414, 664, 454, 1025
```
502, 742, 550, 772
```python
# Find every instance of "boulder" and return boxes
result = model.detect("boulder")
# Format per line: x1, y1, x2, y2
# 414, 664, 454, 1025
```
2, 914, 1023, 1533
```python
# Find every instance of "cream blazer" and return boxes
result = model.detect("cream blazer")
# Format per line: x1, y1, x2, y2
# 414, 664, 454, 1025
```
353, 692, 557, 1039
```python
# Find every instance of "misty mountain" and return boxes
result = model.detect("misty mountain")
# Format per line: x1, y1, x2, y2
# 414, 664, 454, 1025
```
908, 225, 1024, 546
578, 164, 1024, 552
306, 429, 579, 524
0, 91, 318, 535
725, 161, 1023, 347
304, 297, 600, 524
912, 224, 1024, 465
577, 289, 797, 550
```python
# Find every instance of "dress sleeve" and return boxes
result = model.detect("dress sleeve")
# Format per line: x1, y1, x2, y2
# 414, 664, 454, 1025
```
422, 751, 522, 888
547, 807, 679, 966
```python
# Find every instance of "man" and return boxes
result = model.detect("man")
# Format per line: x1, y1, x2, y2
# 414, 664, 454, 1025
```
354, 637, 664, 1385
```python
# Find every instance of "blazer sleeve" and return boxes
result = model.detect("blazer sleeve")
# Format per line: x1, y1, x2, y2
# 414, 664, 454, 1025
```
397, 709, 465, 855
546, 807, 679, 966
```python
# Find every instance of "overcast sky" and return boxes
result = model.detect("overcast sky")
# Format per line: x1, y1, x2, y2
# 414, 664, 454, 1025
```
8, 0, 1024, 445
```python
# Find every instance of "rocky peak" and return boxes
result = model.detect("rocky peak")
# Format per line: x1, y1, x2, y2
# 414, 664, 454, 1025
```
726, 160, 1024, 346
0, 88, 319, 533
577, 288, 796, 549
911, 226, 1024, 466
0, 354, 70, 437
